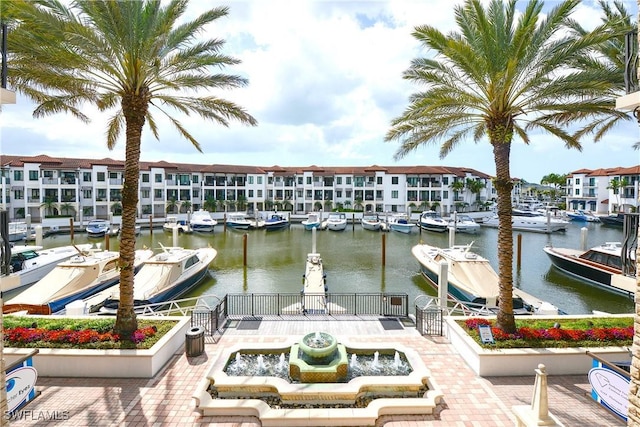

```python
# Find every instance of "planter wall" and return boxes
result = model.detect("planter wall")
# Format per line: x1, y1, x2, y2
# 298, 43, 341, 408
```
4, 316, 191, 378
445, 315, 631, 377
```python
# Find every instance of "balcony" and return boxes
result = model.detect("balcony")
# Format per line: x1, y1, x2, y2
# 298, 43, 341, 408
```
42, 178, 57, 185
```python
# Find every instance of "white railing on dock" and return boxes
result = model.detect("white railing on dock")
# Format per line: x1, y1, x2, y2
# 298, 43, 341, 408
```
87, 293, 223, 317
414, 295, 493, 317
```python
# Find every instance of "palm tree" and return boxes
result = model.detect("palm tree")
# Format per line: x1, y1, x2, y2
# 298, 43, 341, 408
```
166, 197, 180, 215
6, 0, 256, 338
180, 200, 192, 214
111, 202, 122, 216
607, 177, 629, 211
203, 197, 217, 213
385, 0, 623, 333
59, 202, 76, 217
466, 179, 486, 211
40, 198, 58, 217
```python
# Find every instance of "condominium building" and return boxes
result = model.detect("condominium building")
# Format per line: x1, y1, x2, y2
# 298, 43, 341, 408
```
566, 166, 640, 214
0, 154, 494, 222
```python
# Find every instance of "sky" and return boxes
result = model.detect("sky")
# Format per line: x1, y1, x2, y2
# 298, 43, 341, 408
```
1, 0, 639, 184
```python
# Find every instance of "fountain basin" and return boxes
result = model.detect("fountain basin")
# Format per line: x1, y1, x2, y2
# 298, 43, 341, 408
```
289, 341, 348, 383
194, 337, 444, 426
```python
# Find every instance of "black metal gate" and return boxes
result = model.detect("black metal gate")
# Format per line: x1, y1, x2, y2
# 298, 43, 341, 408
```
415, 305, 444, 336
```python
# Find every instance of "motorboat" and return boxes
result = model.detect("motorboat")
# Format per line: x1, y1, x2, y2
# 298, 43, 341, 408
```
566, 210, 600, 222
482, 210, 569, 233
361, 212, 382, 231
163, 216, 191, 233
264, 214, 290, 231
8, 222, 28, 242
324, 212, 348, 231
301, 212, 323, 230
543, 242, 636, 297
1, 243, 93, 292
3, 247, 154, 315
189, 209, 217, 233
412, 242, 562, 315
447, 214, 481, 234
598, 213, 625, 228
418, 211, 448, 233
93, 246, 217, 314
226, 213, 252, 230
86, 219, 118, 238
247, 213, 266, 229
387, 213, 416, 234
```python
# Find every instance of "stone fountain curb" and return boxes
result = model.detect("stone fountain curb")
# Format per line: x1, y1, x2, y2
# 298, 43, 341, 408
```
193, 336, 444, 426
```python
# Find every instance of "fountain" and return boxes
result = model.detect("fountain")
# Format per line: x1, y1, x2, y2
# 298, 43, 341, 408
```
194, 332, 444, 426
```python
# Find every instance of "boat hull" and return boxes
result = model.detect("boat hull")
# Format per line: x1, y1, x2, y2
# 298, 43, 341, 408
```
543, 247, 634, 296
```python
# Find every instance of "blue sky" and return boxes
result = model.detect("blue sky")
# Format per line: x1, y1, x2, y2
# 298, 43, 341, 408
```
2, 0, 639, 183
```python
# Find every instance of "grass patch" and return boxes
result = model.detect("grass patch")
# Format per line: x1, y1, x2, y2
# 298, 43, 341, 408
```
3, 316, 178, 350
457, 317, 633, 349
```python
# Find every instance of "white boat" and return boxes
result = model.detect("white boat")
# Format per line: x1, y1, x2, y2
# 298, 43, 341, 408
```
1, 243, 93, 292
543, 242, 636, 297
302, 212, 323, 230
8, 222, 28, 242
86, 219, 118, 238
411, 242, 562, 315
264, 214, 290, 231
324, 212, 348, 231
482, 210, 569, 233
93, 246, 217, 313
566, 210, 600, 223
447, 214, 481, 234
226, 213, 252, 230
163, 216, 191, 233
387, 213, 416, 234
189, 209, 217, 232
3, 247, 154, 315
361, 212, 382, 231
418, 211, 448, 233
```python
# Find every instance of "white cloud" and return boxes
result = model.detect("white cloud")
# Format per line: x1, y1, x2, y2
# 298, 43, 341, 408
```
2, 0, 639, 183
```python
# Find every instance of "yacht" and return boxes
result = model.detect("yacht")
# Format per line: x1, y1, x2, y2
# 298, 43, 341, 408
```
543, 242, 636, 297
226, 213, 252, 230
482, 210, 569, 233
412, 242, 562, 315
324, 212, 348, 231
418, 211, 448, 233
447, 214, 481, 234
2, 243, 93, 292
4, 247, 154, 315
302, 212, 323, 230
361, 212, 382, 231
189, 209, 217, 233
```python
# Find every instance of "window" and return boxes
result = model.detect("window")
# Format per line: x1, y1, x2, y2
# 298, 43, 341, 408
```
192, 175, 199, 184
29, 171, 38, 181
306, 177, 312, 185
154, 174, 162, 183
391, 177, 399, 185
257, 176, 263, 185
43, 170, 53, 178
443, 177, 449, 185
346, 177, 352, 185
336, 177, 342, 185
248, 176, 254, 184
13, 189, 23, 200
97, 172, 105, 182
257, 190, 263, 197
391, 191, 398, 199
83, 172, 91, 182
142, 173, 150, 183
141, 189, 150, 198
336, 190, 342, 198
109, 172, 118, 179
377, 177, 382, 185
575, 178, 580, 185
154, 189, 163, 199
248, 190, 254, 197
13, 170, 23, 181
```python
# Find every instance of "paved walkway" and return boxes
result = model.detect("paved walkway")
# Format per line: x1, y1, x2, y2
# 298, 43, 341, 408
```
6, 319, 625, 426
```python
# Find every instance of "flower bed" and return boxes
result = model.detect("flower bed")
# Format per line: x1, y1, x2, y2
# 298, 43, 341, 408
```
445, 315, 632, 377
3, 315, 191, 378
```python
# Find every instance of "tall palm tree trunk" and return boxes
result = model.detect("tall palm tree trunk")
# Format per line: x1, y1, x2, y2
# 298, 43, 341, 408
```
492, 141, 516, 333
114, 90, 148, 338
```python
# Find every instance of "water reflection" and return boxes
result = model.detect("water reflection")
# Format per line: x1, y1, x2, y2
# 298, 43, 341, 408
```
30, 221, 633, 315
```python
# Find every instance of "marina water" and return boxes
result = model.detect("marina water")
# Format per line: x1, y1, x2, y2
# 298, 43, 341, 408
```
21, 220, 633, 315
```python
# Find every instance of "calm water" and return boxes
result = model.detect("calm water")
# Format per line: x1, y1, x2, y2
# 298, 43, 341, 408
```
33, 220, 633, 315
